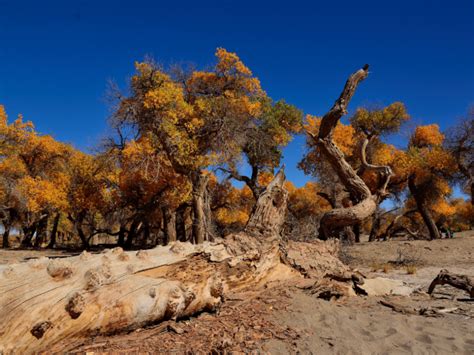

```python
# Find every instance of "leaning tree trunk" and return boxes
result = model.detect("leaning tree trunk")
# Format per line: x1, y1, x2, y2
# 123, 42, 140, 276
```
47, 213, 60, 249
309, 65, 393, 240
0, 168, 351, 353
408, 175, 441, 240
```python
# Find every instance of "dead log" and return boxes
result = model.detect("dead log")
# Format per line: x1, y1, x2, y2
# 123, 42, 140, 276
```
0, 168, 349, 353
428, 269, 474, 298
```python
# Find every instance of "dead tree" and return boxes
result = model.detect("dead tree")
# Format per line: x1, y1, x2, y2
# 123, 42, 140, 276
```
308, 65, 393, 239
428, 269, 474, 298
0, 168, 350, 353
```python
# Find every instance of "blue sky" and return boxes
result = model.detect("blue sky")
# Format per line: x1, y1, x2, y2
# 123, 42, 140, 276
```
1, 0, 473, 188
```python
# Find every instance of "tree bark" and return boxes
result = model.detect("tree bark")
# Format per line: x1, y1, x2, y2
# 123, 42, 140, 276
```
245, 168, 287, 237
408, 175, 440, 240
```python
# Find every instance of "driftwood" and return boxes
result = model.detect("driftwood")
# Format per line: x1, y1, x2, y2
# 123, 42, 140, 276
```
379, 300, 452, 317
379, 300, 417, 315
428, 269, 474, 298
0, 168, 350, 353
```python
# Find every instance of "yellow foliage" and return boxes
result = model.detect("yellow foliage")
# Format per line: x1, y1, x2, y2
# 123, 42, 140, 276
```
17, 176, 69, 213
411, 124, 444, 147
351, 102, 410, 136
215, 208, 249, 227
305, 115, 356, 156
432, 199, 456, 217
215, 48, 253, 77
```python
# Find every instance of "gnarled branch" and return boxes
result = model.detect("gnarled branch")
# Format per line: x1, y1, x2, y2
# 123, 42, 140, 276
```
307, 65, 383, 239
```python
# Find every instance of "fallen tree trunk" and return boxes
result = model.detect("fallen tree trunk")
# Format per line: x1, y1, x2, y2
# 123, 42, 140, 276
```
0, 168, 349, 353
428, 269, 474, 298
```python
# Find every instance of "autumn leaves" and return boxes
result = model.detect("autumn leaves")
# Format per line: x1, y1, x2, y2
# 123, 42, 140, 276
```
0, 50, 472, 249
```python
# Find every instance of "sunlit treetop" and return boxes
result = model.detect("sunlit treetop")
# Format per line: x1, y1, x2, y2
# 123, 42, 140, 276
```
350, 102, 410, 137
410, 124, 444, 148
115, 48, 268, 175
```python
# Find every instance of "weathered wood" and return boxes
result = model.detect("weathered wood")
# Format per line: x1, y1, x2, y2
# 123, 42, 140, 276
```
162, 207, 177, 244
245, 167, 287, 237
309, 65, 393, 240
428, 269, 474, 298
191, 171, 209, 244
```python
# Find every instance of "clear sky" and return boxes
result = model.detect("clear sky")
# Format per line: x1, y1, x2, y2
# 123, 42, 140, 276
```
1, 0, 473, 187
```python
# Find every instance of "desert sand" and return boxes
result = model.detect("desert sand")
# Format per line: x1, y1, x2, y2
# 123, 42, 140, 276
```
1, 231, 472, 354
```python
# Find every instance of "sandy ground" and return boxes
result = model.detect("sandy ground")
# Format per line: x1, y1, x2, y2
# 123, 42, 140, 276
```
1, 231, 473, 354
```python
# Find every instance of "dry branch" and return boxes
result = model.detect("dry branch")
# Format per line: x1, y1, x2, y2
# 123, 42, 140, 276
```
428, 269, 474, 298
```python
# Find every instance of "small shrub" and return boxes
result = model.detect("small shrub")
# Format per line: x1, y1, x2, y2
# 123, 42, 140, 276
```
406, 265, 417, 274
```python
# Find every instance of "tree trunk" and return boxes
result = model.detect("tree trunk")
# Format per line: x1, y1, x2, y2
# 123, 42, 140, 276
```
369, 213, 381, 242
353, 223, 361, 243
117, 226, 126, 247
124, 219, 142, 249
307, 65, 391, 240
162, 207, 177, 244
21, 224, 37, 248
76, 226, 90, 249
141, 221, 151, 248
471, 179, 474, 206
408, 175, 440, 240
245, 168, 288, 237
2, 224, 10, 249
191, 171, 209, 244
47, 213, 60, 249
175, 205, 187, 242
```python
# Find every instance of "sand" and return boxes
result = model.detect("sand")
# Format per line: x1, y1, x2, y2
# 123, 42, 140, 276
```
1, 231, 473, 354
